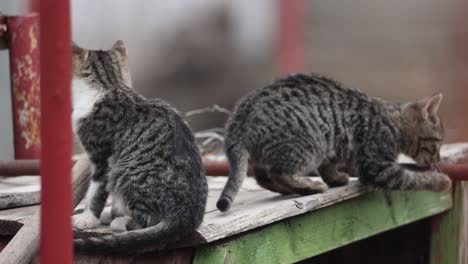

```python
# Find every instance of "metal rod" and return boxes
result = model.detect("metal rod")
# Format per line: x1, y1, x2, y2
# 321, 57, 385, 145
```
0, 159, 227, 177
0, 160, 40, 176
3, 158, 466, 180
438, 163, 468, 181
39, 0, 73, 262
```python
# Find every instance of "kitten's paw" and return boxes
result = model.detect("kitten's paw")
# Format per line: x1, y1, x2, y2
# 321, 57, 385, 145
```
100, 207, 112, 225
430, 172, 452, 192
72, 211, 99, 230
298, 181, 328, 195
323, 172, 350, 187
110, 217, 131, 232
315, 181, 329, 192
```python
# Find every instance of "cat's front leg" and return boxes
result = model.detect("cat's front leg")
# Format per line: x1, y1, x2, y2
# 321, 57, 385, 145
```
357, 159, 451, 192
73, 166, 109, 230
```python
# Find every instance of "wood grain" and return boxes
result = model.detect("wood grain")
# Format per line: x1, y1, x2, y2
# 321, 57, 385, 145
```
429, 181, 468, 264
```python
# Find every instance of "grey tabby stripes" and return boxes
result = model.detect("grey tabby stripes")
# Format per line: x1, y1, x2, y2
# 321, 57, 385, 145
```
71, 41, 208, 253
217, 73, 450, 212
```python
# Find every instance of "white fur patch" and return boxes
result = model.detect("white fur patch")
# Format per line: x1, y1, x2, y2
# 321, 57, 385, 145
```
397, 153, 417, 164
72, 180, 103, 229
112, 192, 130, 216
100, 206, 113, 225
72, 78, 101, 132
110, 216, 132, 232
85, 180, 101, 208
72, 210, 99, 230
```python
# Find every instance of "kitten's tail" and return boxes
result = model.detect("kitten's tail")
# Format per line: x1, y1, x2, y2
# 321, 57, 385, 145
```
216, 144, 250, 212
74, 219, 184, 254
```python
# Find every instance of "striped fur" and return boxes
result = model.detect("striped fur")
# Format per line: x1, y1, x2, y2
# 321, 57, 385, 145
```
217, 73, 450, 212
71, 41, 208, 253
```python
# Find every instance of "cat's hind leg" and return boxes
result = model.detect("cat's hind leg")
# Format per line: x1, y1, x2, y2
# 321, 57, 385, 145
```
319, 161, 350, 187
269, 166, 328, 195
253, 165, 292, 194
109, 194, 144, 232
265, 145, 328, 195
109, 216, 142, 232
100, 193, 127, 225
99, 207, 113, 225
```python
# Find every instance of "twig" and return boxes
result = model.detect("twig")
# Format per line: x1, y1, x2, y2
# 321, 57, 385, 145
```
185, 104, 231, 117
193, 128, 225, 155
194, 131, 224, 142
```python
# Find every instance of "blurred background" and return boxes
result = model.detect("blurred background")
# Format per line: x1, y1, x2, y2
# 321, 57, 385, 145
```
1, 0, 468, 158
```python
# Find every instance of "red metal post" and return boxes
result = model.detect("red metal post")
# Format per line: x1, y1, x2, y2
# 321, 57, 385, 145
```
277, 0, 305, 76
39, 0, 73, 262
7, 14, 41, 159
30, 0, 40, 13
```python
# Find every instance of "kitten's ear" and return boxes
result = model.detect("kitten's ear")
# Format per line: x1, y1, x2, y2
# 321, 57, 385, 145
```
112, 40, 127, 56
72, 41, 82, 54
417, 93, 443, 120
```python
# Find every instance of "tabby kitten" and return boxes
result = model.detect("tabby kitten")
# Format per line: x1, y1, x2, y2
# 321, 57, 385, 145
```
71, 41, 208, 253
217, 73, 451, 212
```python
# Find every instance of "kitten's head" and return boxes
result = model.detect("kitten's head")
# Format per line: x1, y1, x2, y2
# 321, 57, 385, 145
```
72, 40, 132, 88
399, 93, 444, 165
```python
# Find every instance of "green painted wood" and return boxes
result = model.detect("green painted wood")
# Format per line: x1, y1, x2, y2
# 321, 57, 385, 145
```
194, 190, 451, 264
430, 181, 467, 264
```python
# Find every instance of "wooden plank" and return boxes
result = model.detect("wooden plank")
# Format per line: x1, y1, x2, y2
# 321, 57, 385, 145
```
0, 206, 37, 235
0, 178, 367, 251
198, 178, 367, 243
0, 143, 462, 254
429, 181, 468, 264
0, 176, 450, 251
193, 190, 452, 264
0, 155, 92, 264
0, 143, 462, 211
0, 176, 40, 209
70, 178, 368, 245
0, 155, 82, 209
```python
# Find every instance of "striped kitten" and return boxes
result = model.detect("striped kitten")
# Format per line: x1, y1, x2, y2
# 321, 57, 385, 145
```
217, 73, 451, 212
71, 41, 208, 253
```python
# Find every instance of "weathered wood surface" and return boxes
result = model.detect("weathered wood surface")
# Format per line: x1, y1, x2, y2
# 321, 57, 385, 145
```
0, 177, 368, 245
0, 155, 82, 209
430, 181, 468, 264
0, 143, 462, 263
0, 143, 464, 247
194, 189, 452, 264
0, 155, 93, 264
0, 177, 40, 209
0, 143, 465, 212
198, 177, 368, 243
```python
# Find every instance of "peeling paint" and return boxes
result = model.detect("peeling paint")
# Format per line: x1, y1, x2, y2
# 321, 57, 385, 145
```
7, 14, 40, 159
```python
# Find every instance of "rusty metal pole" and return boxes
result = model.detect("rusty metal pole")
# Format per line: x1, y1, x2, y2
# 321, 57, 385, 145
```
39, 0, 73, 262
6, 14, 41, 159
